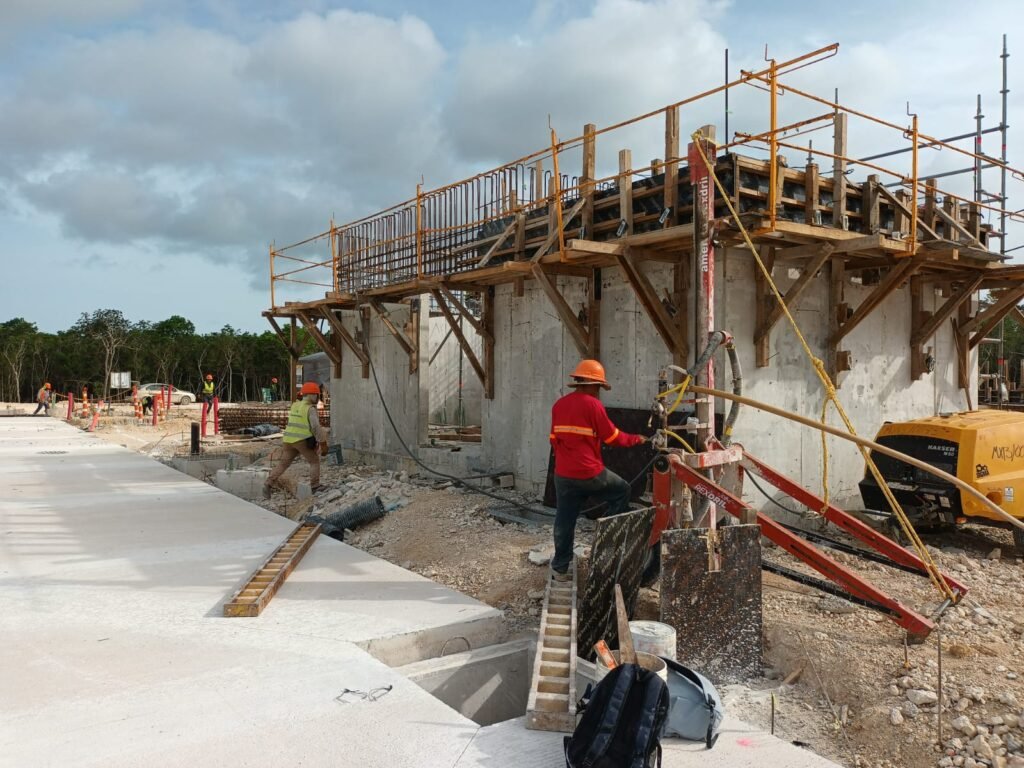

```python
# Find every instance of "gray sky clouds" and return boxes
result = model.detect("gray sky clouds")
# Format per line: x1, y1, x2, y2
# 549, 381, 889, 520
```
0, 0, 1020, 332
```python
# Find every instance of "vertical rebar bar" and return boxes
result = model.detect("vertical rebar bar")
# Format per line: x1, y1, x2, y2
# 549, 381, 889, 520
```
769, 58, 778, 230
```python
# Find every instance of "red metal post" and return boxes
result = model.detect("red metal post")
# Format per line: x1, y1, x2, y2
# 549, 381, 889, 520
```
200, 401, 208, 437
213, 397, 220, 435
66, 393, 73, 421
152, 395, 159, 427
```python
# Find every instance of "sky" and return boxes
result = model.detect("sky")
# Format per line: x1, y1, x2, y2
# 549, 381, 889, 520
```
0, 0, 1021, 333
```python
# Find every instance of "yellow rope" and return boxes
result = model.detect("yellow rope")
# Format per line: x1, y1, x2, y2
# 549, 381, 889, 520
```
690, 133, 954, 601
665, 429, 697, 453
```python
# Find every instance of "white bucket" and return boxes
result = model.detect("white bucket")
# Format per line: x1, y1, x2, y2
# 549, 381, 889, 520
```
628, 620, 677, 661
595, 650, 668, 682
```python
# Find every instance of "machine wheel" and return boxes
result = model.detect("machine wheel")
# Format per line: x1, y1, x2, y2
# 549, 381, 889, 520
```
179, 395, 193, 405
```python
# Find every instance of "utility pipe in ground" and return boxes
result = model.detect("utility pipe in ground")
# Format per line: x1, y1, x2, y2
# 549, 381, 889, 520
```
686, 384, 1024, 532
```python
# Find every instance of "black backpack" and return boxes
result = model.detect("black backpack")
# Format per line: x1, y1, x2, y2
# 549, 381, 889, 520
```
564, 663, 670, 768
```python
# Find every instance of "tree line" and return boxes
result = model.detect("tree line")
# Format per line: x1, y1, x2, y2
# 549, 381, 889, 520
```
0, 310, 317, 404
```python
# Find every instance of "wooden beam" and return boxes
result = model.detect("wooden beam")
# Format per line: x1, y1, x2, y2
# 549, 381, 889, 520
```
431, 290, 487, 386
876, 185, 942, 242
530, 264, 590, 356
295, 310, 341, 366
581, 123, 596, 239
863, 174, 880, 234
832, 256, 926, 343
615, 248, 683, 358
368, 299, 416, 357
664, 107, 679, 227
828, 259, 851, 381
910, 277, 928, 380
530, 197, 587, 263
933, 203, 982, 247
671, 252, 689, 367
832, 113, 847, 228
482, 287, 495, 399
910, 275, 983, 347
967, 285, 1024, 349
266, 315, 302, 358
755, 244, 833, 358
438, 287, 494, 344
618, 149, 633, 237
289, 317, 298, 400
477, 217, 518, 268
318, 306, 368, 367
804, 162, 819, 224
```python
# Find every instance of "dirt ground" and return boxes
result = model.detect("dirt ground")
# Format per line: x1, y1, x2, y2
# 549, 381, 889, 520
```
70, 407, 1024, 768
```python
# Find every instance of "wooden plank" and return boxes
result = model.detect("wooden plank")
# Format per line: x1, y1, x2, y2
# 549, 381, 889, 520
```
439, 286, 494, 343
618, 149, 633, 237
755, 245, 833, 349
934, 203, 982, 247
431, 290, 487, 386
368, 299, 416, 356
318, 306, 368, 366
295, 310, 341, 366
828, 258, 848, 381
664, 107, 680, 227
587, 268, 601, 360
910, 277, 927, 380
615, 249, 683, 358
910, 275, 983, 346
832, 112, 847, 228
832, 255, 926, 343
615, 585, 637, 665
530, 264, 589, 357
525, 563, 577, 733
224, 523, 321, 617
530, 197, 587, 263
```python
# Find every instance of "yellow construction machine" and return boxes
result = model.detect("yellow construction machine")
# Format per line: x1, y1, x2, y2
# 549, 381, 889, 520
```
859, 410, 1024, 549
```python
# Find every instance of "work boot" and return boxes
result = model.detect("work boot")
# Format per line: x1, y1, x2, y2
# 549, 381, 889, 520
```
262, 483, 273, 500
551, 567, 572, 583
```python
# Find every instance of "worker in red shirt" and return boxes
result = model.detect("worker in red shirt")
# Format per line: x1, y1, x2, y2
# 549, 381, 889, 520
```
549, 359, 646, 580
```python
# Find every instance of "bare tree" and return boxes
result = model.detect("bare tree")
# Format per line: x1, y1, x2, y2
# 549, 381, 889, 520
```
72, 310, 133, 400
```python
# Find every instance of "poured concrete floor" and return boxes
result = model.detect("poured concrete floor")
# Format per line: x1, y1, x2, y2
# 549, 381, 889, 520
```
1, 417, 839, 767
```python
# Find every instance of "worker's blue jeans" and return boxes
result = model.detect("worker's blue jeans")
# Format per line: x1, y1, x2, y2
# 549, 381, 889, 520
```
551, 469, 632, 573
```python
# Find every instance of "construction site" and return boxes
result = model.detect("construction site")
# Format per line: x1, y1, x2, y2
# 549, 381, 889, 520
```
7, 34, 1024, 768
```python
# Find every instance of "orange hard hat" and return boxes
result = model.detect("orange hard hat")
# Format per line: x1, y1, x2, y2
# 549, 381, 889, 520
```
300, 382, 320, 396
568, 359, 610, 390
205, 374, 213, 381
44, 382, 51, 389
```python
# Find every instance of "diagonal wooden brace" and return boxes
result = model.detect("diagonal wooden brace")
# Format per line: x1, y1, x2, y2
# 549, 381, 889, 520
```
317, 306, 368, 367
530, 263, 591, 357
431, 289, 486, 388
295, 310, 340, 366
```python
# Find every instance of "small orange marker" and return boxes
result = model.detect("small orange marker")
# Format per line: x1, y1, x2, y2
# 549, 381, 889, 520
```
594, 640, 617, 670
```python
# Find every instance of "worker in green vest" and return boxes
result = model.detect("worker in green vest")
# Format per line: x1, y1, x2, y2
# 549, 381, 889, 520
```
263, 381, 328, 497
202, 373, 215, 411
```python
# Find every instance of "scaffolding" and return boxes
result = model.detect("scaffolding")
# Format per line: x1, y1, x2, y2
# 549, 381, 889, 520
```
264, 41, 1022, 399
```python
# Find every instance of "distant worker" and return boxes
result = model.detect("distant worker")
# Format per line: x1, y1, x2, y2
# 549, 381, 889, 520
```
263, 381, 328, 497
33, 382, 52, 416
141, 394, 153, 415
269, 377, 279, 401
202, 374, 215, 411
548, 360, 646, 581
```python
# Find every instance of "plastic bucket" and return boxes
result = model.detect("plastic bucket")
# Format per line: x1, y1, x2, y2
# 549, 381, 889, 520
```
595, 650, 668, 682
628, 621, 677, 661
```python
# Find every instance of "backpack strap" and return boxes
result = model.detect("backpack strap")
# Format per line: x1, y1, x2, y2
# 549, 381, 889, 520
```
629, 672, 669, 767
581, 664, 637, 766
704, 693, 720, 749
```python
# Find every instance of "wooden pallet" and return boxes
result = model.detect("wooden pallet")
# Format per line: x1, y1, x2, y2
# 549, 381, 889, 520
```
525, 562, 578, 732
223, 522, 321, 617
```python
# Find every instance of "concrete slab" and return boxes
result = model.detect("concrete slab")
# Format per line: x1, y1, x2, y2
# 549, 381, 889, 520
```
0, 418, 500, 767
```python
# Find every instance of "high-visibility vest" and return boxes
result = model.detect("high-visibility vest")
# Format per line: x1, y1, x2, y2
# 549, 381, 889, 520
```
203, 381, 215, 395
283, 400, 313, 444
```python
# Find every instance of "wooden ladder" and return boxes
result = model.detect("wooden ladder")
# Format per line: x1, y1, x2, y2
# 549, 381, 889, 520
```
525, 562, 578, 732
223, 522, 321, 617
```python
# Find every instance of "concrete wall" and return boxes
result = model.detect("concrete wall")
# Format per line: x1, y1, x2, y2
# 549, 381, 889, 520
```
330, 302, 429, 455
428, 315, 483, 426
481, 246, 977, 506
